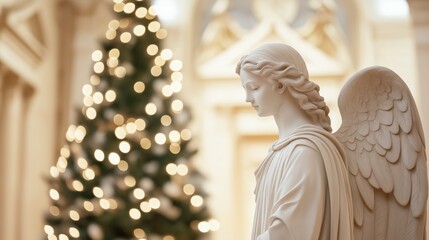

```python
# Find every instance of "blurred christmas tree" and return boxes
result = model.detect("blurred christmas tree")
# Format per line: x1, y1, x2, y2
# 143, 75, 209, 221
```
43, 0, 217, 239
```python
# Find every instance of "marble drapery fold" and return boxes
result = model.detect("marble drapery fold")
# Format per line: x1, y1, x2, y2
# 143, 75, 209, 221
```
252, 124, 353, 240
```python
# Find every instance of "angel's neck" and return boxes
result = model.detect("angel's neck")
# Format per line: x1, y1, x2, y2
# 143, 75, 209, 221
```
274, 107, 314, 140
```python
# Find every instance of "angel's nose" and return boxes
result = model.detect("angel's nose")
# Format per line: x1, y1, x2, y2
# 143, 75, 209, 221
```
245, 92, 253, 103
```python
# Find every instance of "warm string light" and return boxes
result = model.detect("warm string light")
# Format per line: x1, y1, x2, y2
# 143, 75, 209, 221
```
156, 29, 168, 39
140, 138, 151, 150
108, 152, 121, 165
113, 114, 124, 125
77, 157, 88, 169
190, 195, 203, 207
171, 99, 183, 113
92, 50, 103, 61
72, 180, 84, 192
135, 7, 148, 18
171, 71, 183, 81
69, 227, 80, 238
108, 5, 168, 44
145, 103, 157, 115
147, 44, 158, 56
49, 189, 60, 201
50, 167, 59, 178
115, 126, 127, 139
56, 156, 67, 172
105, 90, 117, 102
120, 32, 132, 43
114, 118, 147, 140
84, 201, 94, 212
69, 210, 80, 221
66, 125, 87, 143
169, 60, 182, 71
180, 129, 192, 141
169, 143, 181, 154
90, 75, 100, 85
100, 198, 111, 209
114, 66, 127, 78
126, 121, 137, 133
134, 228, 147, 239
124, 175, 136, 187
134, 81, 145, 93
109, 48, 120, 60
195, 219, 221, 233
165, 163, 188, 176
147, 6, 157, 19
93, 186, 104, 198
49, 206, 60, 216
82, 84, 93, 96
151, 66, 162, 77
83, 168, 95, 180
148, 21, 161, 32
161, 115, 172, 126
123, 2, 136, 13
113, 2, 125, 13
104, 46, 127, 78
118, 160, 129, 171
138, 197, 162, 215
94, 62, 105, 74
148, 49, 183, 97
183, 184, 195, 195
86, 107, 97, 119
154, 133, 166, 144
155, 56, 166, 66
94, 149, 105, 162
119, 141, 131, 153
133, 188, 146, 200
119, 18, 130, 28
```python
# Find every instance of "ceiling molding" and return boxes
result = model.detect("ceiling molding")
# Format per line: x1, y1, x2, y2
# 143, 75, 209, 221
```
0, 0, 46, 86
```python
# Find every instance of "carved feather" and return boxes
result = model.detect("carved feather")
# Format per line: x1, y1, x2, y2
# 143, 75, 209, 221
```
350, 177, 364, 226
355, 173, 374, 209
370, 151, 393, 193
385, 134, 400, 163
378, 109, 393, 126
334, 66, 427, 240
411, 154, 428, 217
368, 173, 380, 190
346, 151, 359, 175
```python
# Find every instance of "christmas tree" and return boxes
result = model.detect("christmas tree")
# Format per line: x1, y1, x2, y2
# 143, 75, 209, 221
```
44, 0, 217, 239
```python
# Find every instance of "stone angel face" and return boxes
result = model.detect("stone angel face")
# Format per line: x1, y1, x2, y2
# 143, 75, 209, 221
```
239, 69, 287, 117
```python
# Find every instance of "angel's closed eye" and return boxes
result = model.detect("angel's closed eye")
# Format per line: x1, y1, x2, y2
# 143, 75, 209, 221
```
247, 83, 259, 91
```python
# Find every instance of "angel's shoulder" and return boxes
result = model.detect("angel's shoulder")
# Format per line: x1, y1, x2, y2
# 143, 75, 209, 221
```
287, 138, 323, 162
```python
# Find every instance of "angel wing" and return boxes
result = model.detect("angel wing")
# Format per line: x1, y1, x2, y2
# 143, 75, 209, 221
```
334, 66, 428, 240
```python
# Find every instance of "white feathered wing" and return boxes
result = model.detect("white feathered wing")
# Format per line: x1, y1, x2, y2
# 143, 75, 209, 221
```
334, 66, 428, 240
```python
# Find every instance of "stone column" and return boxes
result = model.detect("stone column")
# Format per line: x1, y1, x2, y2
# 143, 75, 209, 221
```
408, 0, 429, 128
0, 73, 26, 240
408, 1, 429, 238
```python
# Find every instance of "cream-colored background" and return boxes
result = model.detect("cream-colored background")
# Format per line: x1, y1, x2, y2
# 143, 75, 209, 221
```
1, 0, 428, 239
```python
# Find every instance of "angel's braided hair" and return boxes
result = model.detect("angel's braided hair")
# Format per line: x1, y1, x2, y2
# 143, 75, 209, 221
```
236, 43, 332, 132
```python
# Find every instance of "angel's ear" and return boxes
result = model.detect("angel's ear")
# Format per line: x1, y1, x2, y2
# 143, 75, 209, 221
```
277, 82, 287, 94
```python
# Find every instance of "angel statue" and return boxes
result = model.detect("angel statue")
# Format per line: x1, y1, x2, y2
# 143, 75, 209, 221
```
235, 43, 427, 240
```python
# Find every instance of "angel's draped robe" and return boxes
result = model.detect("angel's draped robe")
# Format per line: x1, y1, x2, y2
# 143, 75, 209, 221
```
251, 124, 354, 240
